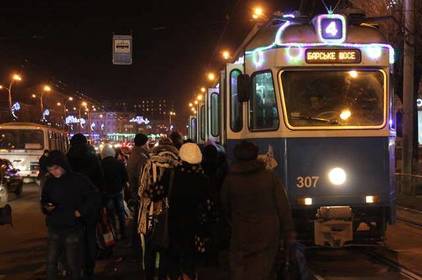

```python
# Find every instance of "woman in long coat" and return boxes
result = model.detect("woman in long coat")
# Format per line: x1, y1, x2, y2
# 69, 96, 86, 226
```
221, 141, 294, 280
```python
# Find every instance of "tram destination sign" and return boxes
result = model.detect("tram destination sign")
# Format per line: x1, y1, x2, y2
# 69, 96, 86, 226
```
305, 49, 361, 64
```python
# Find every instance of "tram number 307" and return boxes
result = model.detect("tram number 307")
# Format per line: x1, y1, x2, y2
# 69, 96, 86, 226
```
296, 176, 319, 188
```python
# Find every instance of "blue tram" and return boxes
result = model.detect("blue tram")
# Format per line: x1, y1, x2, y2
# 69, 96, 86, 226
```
190, 12, 396, 246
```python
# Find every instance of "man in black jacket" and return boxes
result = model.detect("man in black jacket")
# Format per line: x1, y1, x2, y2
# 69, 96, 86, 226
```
101, 145, 128, 239
67, 134, 103, 279
41, 151, 99, 280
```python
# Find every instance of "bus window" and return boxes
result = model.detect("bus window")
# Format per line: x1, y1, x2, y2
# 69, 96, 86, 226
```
230, 69, 243, 132
0, 129, 44, 150
200, 105, 205, 141
210, 92, 219, 137
250, 71, 279, 131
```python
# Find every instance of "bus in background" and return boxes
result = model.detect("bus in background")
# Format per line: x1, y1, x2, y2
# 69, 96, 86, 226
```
0, 122, 69, 180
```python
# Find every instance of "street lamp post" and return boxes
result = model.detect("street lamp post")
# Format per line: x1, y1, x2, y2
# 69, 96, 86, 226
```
0, 74, 22, 119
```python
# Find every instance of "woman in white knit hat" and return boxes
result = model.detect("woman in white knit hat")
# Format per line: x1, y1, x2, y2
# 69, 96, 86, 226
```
166, 143, 210, 280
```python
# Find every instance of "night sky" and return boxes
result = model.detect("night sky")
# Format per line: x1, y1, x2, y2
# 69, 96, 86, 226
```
0, 0, 338, 122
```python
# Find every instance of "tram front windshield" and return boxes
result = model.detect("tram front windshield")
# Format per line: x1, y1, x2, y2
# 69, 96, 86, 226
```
0, 129, 44, 150
281, 70, 385, 128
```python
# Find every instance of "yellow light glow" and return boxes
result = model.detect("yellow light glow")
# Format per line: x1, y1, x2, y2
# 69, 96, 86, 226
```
197, 94, 203, 101
56, 102, 61, 106
189, 102, 193, 107
207, 72, 216, 81
222, 50, 230, 60
68, 97, 73, 101
31, 94, 36, 98
253, 6, 264, 17
0, 85, 3, 89
200, 87, 206, 93
328, 167, 347, 186
81, 101, 88, 107
43, 85, 51, 92
340, 109, 352, 120
12, 74, 22, 81
194, 100, 198, 105
349, 70, 358, 78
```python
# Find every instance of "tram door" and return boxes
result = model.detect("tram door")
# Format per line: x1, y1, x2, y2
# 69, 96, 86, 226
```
224, 63, 245, 145
206, 86, 220, 143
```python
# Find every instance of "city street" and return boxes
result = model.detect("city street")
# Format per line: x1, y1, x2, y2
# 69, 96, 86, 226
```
2, 184, 422, 279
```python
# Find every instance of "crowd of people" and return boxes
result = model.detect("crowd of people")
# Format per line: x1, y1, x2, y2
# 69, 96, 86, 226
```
39, 131, 296, 280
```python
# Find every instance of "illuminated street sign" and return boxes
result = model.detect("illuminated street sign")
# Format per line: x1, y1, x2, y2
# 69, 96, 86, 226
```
112, 35, 133, 65
305, 49, 361, 64
316, 14, 346, 44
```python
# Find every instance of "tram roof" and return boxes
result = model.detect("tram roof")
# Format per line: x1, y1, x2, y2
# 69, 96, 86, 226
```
246, 18, 389, 52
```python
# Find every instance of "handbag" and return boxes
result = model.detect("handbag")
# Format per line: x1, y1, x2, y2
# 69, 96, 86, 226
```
149, 169, 175, 249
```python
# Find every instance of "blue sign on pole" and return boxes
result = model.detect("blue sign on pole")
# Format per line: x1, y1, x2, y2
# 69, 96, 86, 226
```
112, 35, 133, 65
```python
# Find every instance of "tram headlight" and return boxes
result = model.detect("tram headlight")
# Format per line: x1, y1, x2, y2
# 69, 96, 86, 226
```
328, 167, 347, 186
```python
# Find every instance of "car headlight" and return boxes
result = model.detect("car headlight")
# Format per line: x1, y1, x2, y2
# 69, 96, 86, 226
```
328, 167, 347, 186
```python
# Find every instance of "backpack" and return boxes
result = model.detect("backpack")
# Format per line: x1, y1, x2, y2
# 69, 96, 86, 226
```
0, 204, 12, 226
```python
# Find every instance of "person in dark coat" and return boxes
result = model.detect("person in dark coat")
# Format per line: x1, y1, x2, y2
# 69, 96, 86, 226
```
221, 141, 294, 280
67, 134, 104, 190
38, 149, 49, 189
167, 143, 208, 279
41, 151, 99, 280
66, 134, 103, 279
101, 145, 128, 238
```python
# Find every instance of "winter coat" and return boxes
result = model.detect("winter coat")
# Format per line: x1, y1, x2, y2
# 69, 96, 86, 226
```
101, 156, 128, 195
67, 143, 104, 191
126, 146, 148, 198
41, 172, 99, 230
168, 163, 208, 255
221, 160, 294, 280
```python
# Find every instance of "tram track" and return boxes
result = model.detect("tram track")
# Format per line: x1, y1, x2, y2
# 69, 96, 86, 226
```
307, 246, 422, 280
364, 250, 422, 280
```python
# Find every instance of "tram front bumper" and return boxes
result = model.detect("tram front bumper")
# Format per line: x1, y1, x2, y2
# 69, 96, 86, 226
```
314, 206, 353, 247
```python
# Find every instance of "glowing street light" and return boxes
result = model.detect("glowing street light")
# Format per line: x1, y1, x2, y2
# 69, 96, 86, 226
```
197, 94, 203, 101
43, 85, 52, 92
57, 102, 62, 106
81, 101, 88, 107
68, 97, 74, 101
194, 100, 198, 105
12, 74, 22, 81
221, 49, 231, 60
189, 102, 193, 107
207, 72, 216, 81
31, 94, 37, 98
252, 6, 265, 20
200, 87, 206, 93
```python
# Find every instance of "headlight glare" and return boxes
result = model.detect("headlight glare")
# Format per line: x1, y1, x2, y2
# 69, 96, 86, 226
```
328, 167, 347, 186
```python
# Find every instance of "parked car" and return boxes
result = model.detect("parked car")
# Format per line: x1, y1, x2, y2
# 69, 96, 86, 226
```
0, 159, 23, 196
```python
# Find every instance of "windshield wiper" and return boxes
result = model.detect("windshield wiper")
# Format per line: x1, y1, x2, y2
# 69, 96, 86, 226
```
291, 115, 339, 124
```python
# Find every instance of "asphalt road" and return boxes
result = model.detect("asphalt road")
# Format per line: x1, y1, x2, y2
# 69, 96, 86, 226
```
1, 184, 422, 280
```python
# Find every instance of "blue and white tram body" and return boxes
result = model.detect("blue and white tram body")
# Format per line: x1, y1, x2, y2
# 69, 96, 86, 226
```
219, 13, 395, 246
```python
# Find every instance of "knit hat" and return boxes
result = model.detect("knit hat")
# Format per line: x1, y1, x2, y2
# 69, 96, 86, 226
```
101, 145, 115, 159
45, 150, 72, 171
179, 143, 203, 164
234, 140, 259, 161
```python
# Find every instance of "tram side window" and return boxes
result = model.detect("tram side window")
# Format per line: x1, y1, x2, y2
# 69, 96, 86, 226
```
191, 117, 197, 142
250, 71, 279, 131
200, 105, 205, 141
230, 70, 243, 132
210, 92, 219, 137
